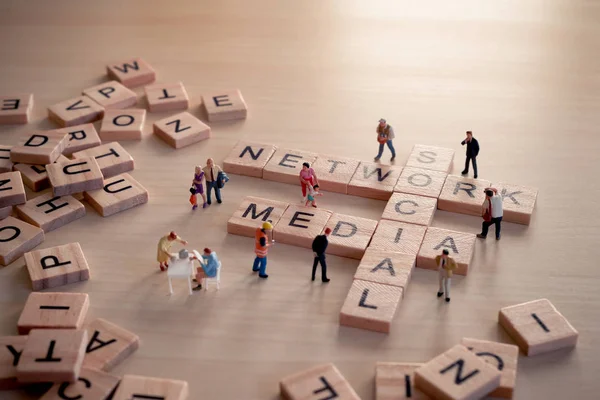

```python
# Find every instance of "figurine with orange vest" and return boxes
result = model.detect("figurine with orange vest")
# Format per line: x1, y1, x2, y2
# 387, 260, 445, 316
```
253, 221, 274, 279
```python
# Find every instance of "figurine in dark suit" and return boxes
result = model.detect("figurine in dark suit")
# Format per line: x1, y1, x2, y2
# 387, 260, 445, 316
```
461, 131, 480, 179
311, 228, 331, 283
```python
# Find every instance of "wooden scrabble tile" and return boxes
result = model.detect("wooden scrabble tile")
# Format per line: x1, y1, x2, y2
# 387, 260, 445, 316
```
47, 157, 104, 197
498, 299, 578, 356
99, 109, 146, 141
0, 145, 14, 172
72, 142, 134, 179
39, 367, 120, 400
15, 191, 85, 232
273, 205, 332, 249
395, 167, 448, 198
322, 213, 378, 259
438, 175, 492, 216
0, 171, 26, 208
112, 375, 188, 400
416, 227, 476, 276
262, 148, 319, 185
0, 217, 44, 266
414, 344, 501, 400
492, 182, 538, 225
405, 144, 454, 173
16, 329, 87, 383
223, 141, 277, 178
13, 155, 70, 192
280, 363, 360, 400
153, 111, 211, 149
83, 81, 137, 109
107, 58, 156, 88
48, 96, 104, 128
370, 220, 427, 256
0, 336, 28, 390
145, 81, 189, 112
339, 280, 403, 334
0, 94, 33, 124
0, 206, 11, 220
17, 292, 89, 335
227, 196, 290, 237
60, 123, 102, 156
347, 162, 403, 201
311, 155, 360, 194
10, 131, 69, 165
461, 338, 519, 398
83, 318, 140, 372
354, 248, 415, 292
376, 362, 430, 400
202, 89, 248, 122
382, 192, 437, 226
24, 243, 90, 291
83, 173, 148, 217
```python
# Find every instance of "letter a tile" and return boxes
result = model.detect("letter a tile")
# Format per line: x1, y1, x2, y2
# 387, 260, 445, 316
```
354, 248, 415, 293
227, 196, 289, 238
273, 205, 332, 249
24, 242, 90, 291
223, 141, 277, 178
417, 227, 475, 276
280, 363, 360, 400
17, 292, 89, 335
323, 213, 378, 259
111, 375, 188, 400
83, 318, 140, 372
376, 362, 430, 400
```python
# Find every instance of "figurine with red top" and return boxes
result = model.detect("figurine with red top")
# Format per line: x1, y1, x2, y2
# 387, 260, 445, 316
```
374, 118, 396, 162
299, 162, 319, 203
156, 231, 188, 271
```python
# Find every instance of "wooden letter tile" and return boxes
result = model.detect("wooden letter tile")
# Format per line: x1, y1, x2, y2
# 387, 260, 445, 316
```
13, 155, 70, 192
0, 145, 13, 172
40, 367, 120, 400
16, 329, 87, 383
273, 205, 332, 249
262, 148, 318, 185
145, 81, 189, 112
354, 248, 415, 293
311, 155, 360, 194
24, 242, 90, 291
376, 362, 430, 400
153, 111, 211, 149
202, 89, 248, 122
395, 167, 448, 198
16, 191, 85, 232
492, 182, 538, 225
339, 280, 403, 333
382, 192, 437, 226
107, 58, 156, 88
323, 213, 378, 259
438, 175, 492, 216
99, 109, 146, 141
47, 157, 104, 197
0, 336, 28, 390
416, 227, 476, 276
280, 363, 360, 400
0, 206, 12, 220
0, 171, 26, 208
48, 96, 104, 128
61, 123, 102, 156
84, 173, 148, 217
111, 375, 188, 400
223, 141, 277, 178
0, 216, 44, 266
405, 145, 454, 173
498, 298, 578, 356
0, 94, 33, 124
11, 131, 69, 165
369, 220, 427, 256
73, 142, 134, 179
83, 81, 137, 109
461, 338, 519, 398
414, 344, 501, 400
83, 318, 139, 372
347, 162, 403, 201
227, 196, 290, 238
18, 292, 89, 334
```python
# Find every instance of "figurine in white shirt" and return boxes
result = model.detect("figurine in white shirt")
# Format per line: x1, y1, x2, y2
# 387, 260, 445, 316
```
477, 187, 503, 240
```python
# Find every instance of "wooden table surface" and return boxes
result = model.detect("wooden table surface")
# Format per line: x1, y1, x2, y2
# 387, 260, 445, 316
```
1, 1, 598, 399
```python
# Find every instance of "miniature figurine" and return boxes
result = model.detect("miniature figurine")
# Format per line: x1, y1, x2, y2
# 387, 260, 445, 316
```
157, 231, 188, 271
191, 248, 219, 291
253, 221, 274, 279
477, 187, 503, 240
460, 131, 480, 179
305, 184, 323, 208
311, 228, 331, 283
374, 118, 396, 162
203, 158, 224, 205
191, 165, 207, 210
299, 162, 319, 203
436, 249, 456, 302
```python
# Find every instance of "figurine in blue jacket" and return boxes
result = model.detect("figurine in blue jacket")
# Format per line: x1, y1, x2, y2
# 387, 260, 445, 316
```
193, 248, 219, 291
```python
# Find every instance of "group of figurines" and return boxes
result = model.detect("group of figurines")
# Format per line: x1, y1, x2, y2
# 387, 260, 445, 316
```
156, 120, 503, 299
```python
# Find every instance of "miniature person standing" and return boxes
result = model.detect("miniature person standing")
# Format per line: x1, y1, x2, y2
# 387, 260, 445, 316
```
311, 228, 331, 283
191, 166, 207, 210
192, 248, 219, 291
374, 118, 396, 162
305, 184, 323, 208
203, 158, 223, 205
477, 187, 503, 240
461, 131, 480, 179
299, 162, 319, 203
253, 222, 274, 279
156, 231, 188, 271
436, 249, 457, 303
